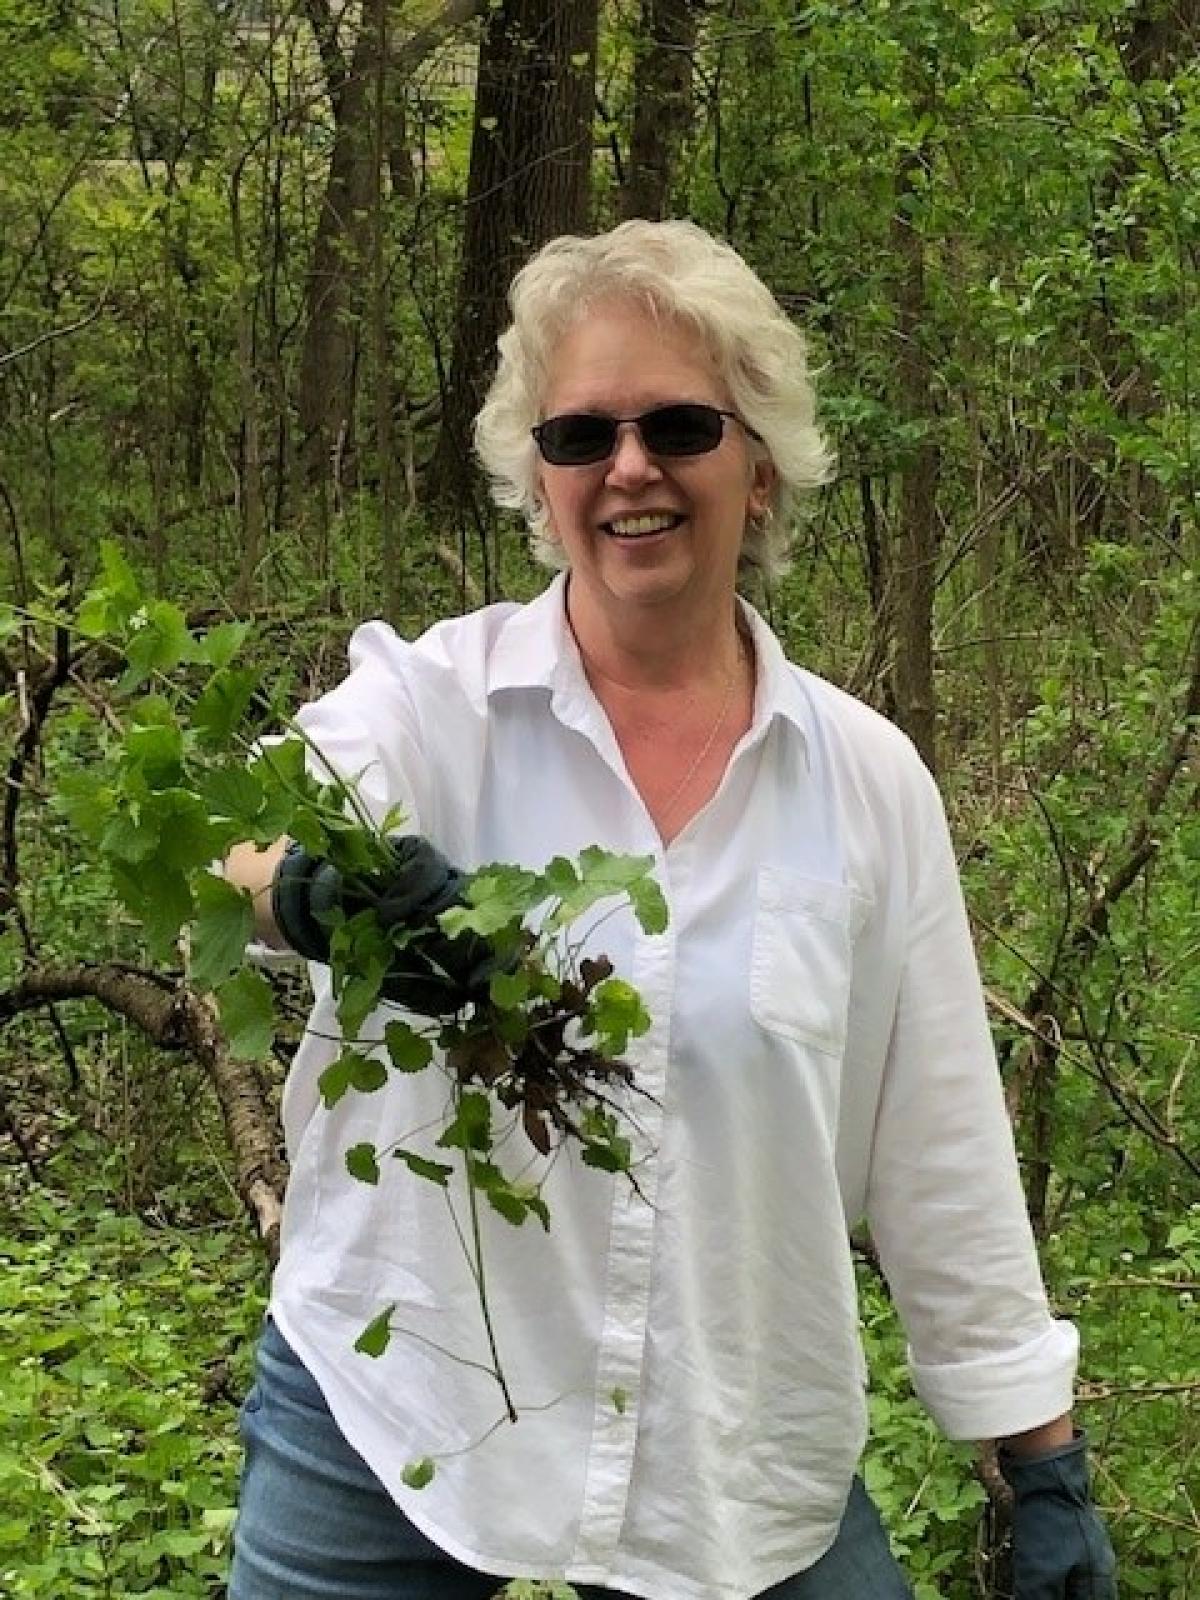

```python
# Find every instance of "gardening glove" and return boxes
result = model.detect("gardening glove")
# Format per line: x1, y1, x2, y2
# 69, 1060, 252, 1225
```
999, 1430, 1117, 1600
271, 834, 500, 1016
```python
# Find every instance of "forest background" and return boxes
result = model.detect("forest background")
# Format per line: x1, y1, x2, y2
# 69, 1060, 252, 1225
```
1, 0, 1197, 1595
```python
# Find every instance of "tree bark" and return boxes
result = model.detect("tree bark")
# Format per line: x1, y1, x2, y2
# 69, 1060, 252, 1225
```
888, 147, 940, 774
369, 0, 401, 624
424, 0, 599, 528
0, 966, 287, 1257
295, 20, 378, 509
295, 1, 490, 532
619, 0, 699, 221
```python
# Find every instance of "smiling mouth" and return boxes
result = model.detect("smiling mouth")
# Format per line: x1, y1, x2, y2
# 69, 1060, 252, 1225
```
601, 513, 685, 539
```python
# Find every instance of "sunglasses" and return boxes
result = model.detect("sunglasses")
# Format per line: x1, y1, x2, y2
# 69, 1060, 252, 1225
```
531, 403, 761, 467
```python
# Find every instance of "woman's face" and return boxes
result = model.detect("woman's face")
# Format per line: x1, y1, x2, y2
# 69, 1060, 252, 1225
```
535, 300, 775, 624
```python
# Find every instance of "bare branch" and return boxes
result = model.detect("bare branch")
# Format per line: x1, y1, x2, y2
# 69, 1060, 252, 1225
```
392, 0, 487, 79
1, 966, 286, 1256
0, 297, 109, 371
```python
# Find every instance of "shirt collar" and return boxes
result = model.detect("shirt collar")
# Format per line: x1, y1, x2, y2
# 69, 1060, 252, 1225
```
487, 571, 812, 751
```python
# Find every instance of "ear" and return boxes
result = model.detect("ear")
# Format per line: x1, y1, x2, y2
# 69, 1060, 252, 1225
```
747, 457, 777, 521
533, 489, 560, 544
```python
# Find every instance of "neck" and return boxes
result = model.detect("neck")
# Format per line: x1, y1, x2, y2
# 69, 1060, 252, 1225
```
565, 576, 745, 694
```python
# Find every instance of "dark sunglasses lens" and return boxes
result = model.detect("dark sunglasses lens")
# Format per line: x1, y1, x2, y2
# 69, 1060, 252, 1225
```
641, 405, 724, 455
538, 415, 615, 465
536, 405, 727, 463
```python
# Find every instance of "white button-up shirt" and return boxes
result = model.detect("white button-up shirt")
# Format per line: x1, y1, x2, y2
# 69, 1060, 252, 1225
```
268, 574, 1077, 1600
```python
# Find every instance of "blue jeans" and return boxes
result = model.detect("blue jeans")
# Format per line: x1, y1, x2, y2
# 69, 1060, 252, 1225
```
229, 1319, 913, 1599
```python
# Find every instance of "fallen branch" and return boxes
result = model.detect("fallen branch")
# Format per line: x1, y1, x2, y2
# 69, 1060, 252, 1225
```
1, 964, 286, 1258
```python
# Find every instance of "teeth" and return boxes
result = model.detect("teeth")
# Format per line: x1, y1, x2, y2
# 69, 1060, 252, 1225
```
607, 514, 679, 537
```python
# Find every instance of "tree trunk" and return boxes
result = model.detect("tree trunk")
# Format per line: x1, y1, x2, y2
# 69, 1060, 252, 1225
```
230, 163, 266, 608
424, 0, 598, 535
295, 20, 378, 512
889, 148, 940, 775
294, 0, 490, 556
619, 0, 699, 221
369, 0, 401, 624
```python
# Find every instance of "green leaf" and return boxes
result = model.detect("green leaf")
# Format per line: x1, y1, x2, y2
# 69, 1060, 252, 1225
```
104, 786, 220, 881
579, 1107, 632, 1174
545, 848, 668, 936
125, 718, 185, 790
439, 863, 541, 939
124, 599, 194, 681
318, 1051, 388, 1109
56, 771, 117, 844
110, 857, 193, 953
198, 620, 252, 669
215, 969, 275, 1060
347, 1053, 389, 1093
354, 1306, 394, 1358
401, 1457, 435, 1490
337, 974, 386, 1040
101, 804, 158, 864
611, 1387, 628, 1415
436, 1090, 492, 1152
197, 765, 266, 829
393, 1149, 454, 1186
190, 667, 259, 751
627, 876, 670, 936
77, 540, 143, 636
190, 875, 253, 990
332, 914, 392, 1038
345, 1143, 381, 1185
383, 1021, 434, 1072
248, 738, 323, 839
488, 968, 530, 1009
541, 856, 580, 896
589, 978, 651, 1057
581, 1139, 632, 1174
318, 1055, 354, 1109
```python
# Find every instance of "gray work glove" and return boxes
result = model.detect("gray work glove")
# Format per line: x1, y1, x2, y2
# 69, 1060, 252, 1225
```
271, 834, 501, 1016
999, 1430, 1117, 1599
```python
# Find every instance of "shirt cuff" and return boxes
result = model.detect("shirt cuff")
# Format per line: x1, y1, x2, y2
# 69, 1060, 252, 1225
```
909, 1318, 1079, 1440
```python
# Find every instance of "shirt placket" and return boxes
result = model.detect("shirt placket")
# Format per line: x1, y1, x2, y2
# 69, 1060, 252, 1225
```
572, 909, 675, 1573
546, 675, 684, 1574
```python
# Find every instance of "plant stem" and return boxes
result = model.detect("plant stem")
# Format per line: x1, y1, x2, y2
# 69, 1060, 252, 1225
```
461, 1121, 518, 1424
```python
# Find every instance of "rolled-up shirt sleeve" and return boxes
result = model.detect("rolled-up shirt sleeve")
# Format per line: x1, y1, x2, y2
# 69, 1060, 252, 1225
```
864, 769, 1078, 1441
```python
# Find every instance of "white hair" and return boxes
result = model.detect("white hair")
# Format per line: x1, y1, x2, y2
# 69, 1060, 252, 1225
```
473, 219, 834, 582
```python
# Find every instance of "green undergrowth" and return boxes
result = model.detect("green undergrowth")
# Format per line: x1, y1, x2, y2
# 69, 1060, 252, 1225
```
0, 1133, 267, 1599
858, 1196, 1200, 1599
2, 1131, 1197, 1596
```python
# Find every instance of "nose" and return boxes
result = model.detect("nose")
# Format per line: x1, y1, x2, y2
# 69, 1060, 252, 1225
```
604, 420, 663, 487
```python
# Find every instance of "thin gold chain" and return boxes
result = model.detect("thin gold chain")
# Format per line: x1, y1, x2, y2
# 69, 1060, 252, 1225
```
658, 634, 749, 822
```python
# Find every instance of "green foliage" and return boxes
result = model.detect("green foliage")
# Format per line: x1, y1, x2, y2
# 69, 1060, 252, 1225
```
0, 1140, 264, 1598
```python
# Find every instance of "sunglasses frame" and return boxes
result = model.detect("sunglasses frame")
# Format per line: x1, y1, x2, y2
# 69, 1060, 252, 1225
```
531, 403, 761, 467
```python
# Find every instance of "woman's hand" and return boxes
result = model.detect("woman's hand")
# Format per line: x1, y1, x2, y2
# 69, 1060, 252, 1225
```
1000, 1431, 1117, 1599
271, 834, 501, 1016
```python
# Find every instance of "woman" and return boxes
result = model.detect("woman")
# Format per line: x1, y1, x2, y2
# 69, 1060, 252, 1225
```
226, 221, 1115, 1599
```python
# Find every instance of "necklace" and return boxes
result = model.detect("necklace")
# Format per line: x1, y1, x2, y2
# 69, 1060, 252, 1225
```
658, 633, 749, 823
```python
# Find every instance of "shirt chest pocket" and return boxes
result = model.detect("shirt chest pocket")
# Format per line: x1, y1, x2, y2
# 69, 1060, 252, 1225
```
750, 868, 869, 1057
